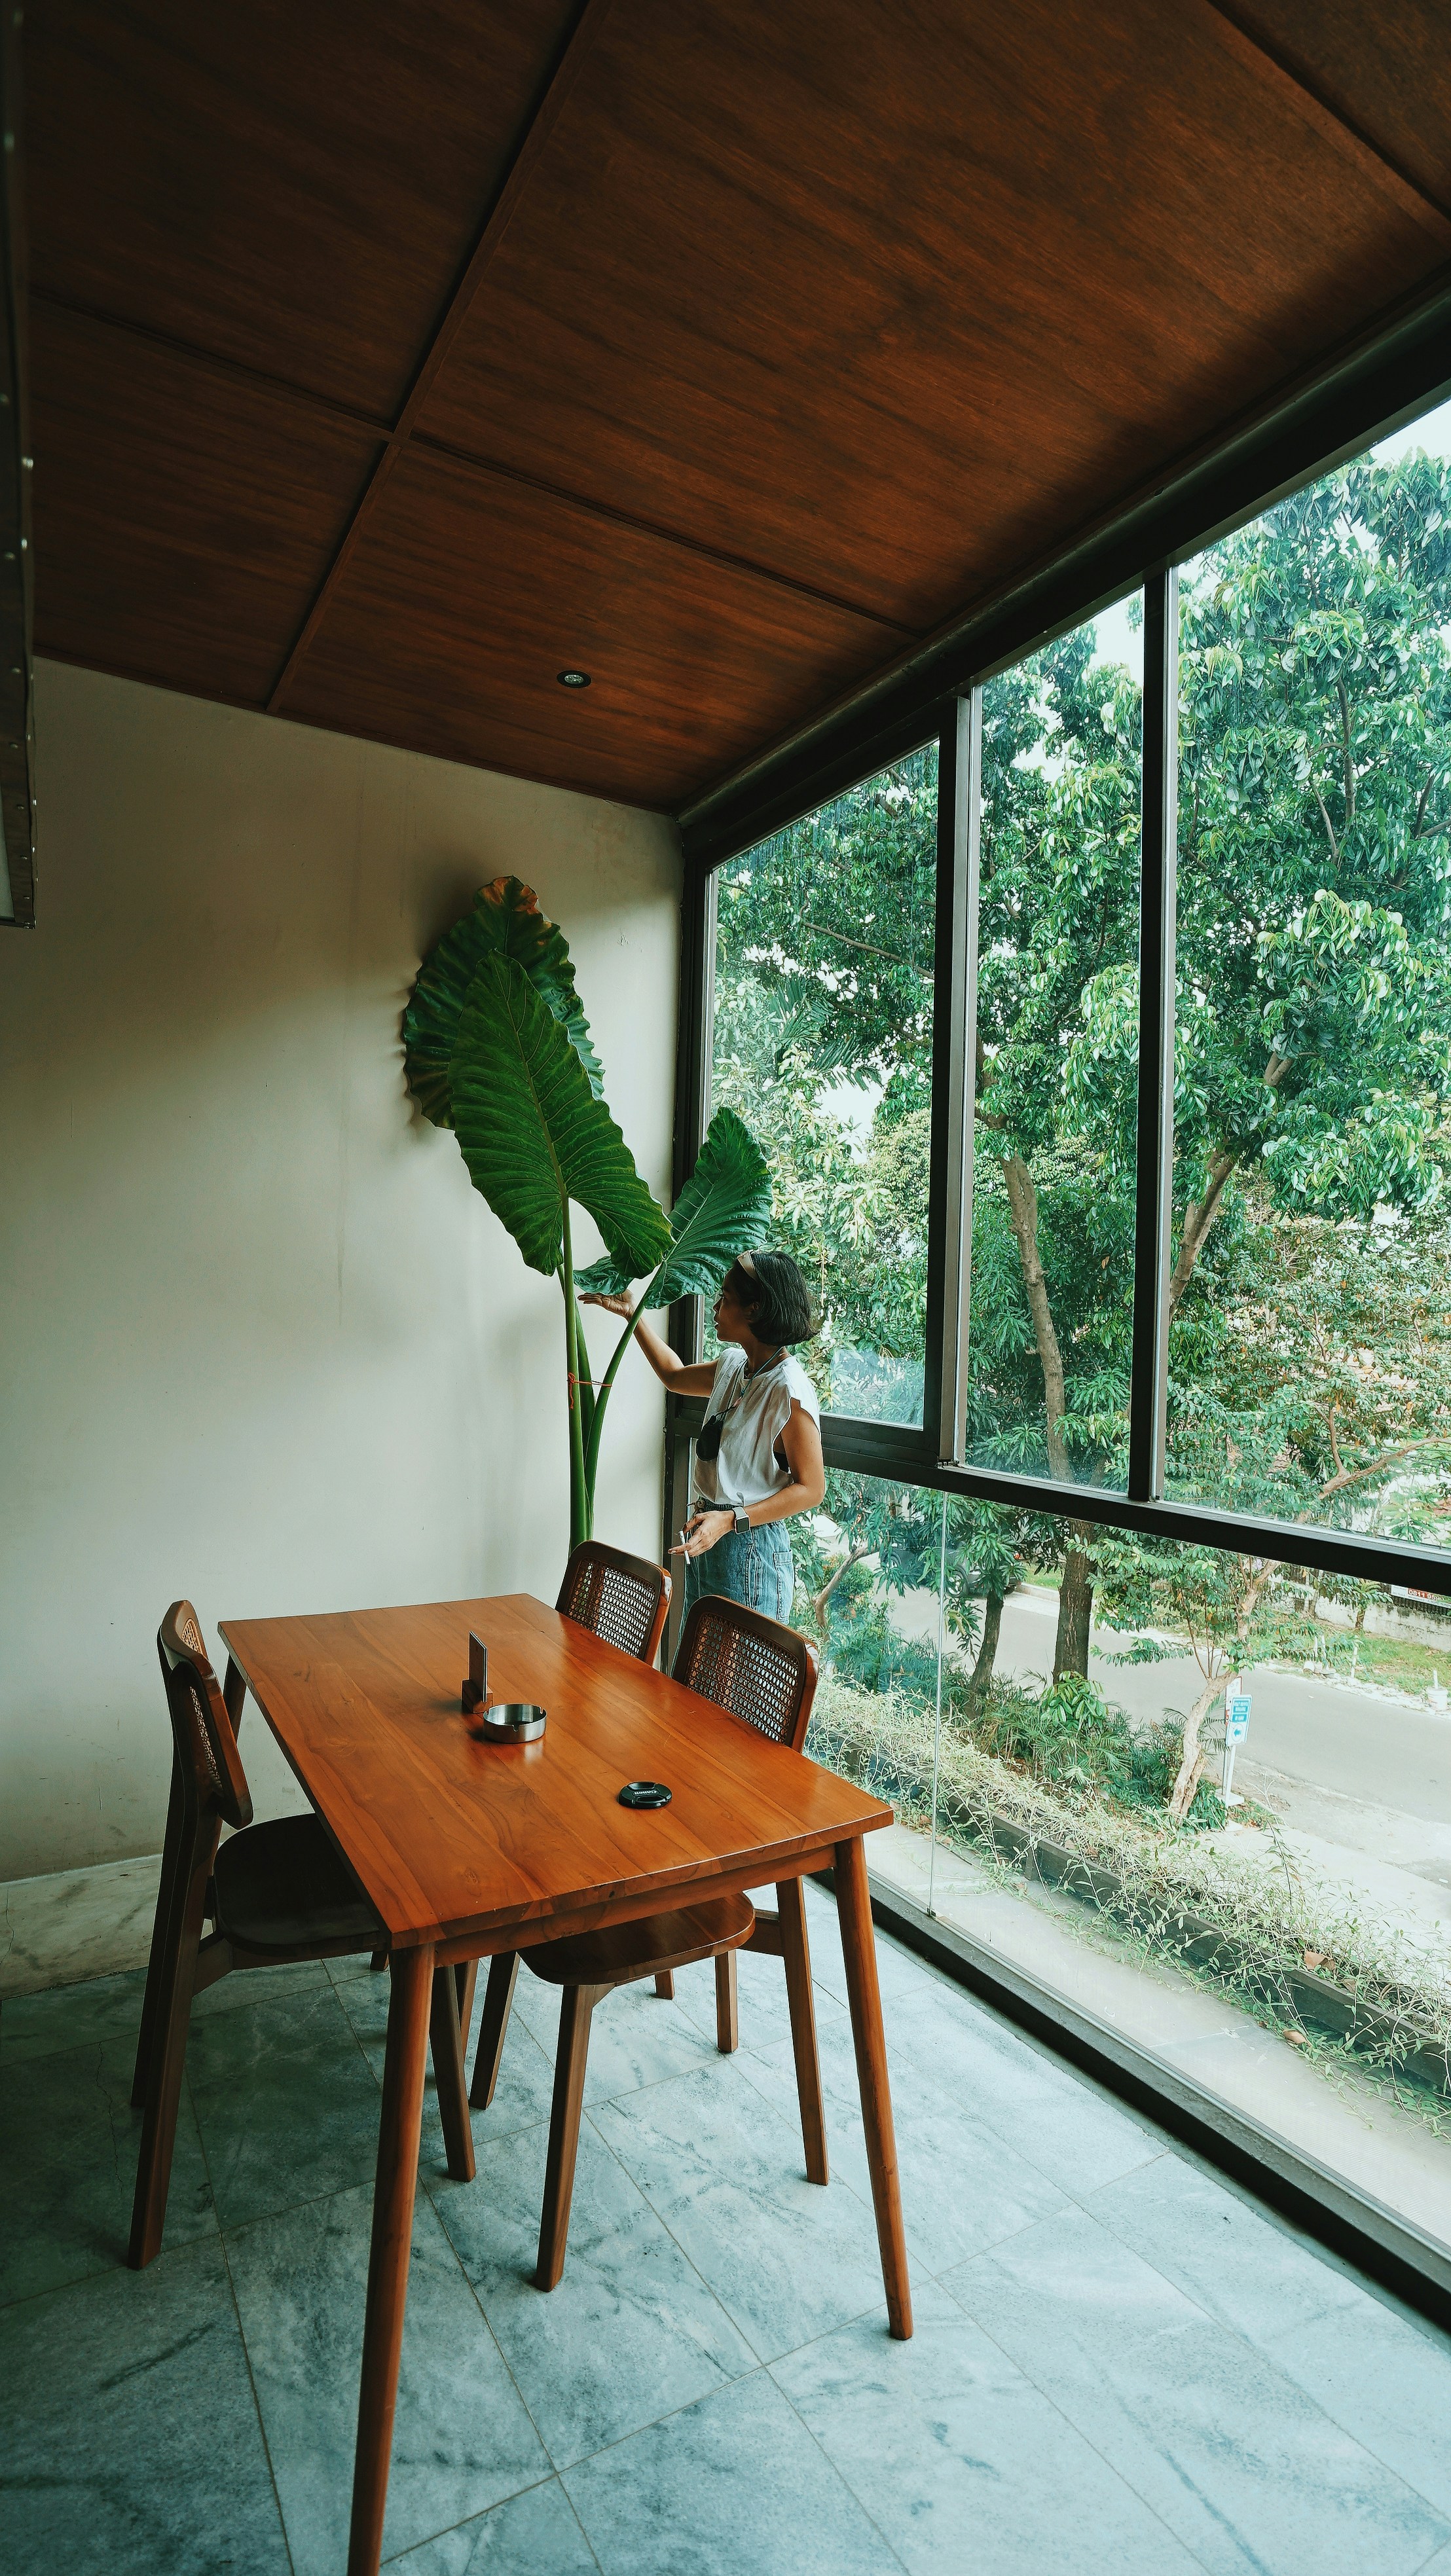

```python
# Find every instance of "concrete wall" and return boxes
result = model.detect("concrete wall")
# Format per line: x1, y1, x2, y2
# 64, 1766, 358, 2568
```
0, 664, 680, 1879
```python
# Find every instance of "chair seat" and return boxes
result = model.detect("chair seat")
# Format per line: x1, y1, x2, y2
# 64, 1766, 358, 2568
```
213, 1814, 384, 1955
523, 1892, 755, 1991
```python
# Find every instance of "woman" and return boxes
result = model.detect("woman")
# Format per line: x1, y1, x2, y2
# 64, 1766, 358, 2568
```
582, 1249, 824, 1622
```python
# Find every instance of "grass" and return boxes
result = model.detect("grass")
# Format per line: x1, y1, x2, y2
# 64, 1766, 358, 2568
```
1279, 1620, 1451, 1701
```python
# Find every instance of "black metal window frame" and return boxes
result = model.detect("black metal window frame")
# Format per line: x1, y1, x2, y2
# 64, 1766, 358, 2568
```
669, 280, 1451, 1604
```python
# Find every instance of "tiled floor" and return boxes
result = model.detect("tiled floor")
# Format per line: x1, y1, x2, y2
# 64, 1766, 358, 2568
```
5, 1885, 1451, 2576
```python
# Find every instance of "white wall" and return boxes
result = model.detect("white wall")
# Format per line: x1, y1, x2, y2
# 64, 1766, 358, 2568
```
0, 664, 680, 1879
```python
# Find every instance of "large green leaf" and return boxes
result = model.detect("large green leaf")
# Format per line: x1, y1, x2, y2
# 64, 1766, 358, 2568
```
403, 875, 603, 1128
451, 954, 671, 1280
576, 1106, 772, 1305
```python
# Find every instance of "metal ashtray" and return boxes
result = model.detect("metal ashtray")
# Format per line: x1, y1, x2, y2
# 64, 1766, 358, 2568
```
468, 1702, 546, 1744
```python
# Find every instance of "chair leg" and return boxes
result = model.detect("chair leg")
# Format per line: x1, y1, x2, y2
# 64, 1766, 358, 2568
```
653, 1970, 675, 1999
132, 1756, 187, 2109
714, 1950, 739, 2053
537, 1983, 605, 2291
369, 1948, 389, 1972
128, 1829, 214, 2269
777, 1878, 828, 2185
469, 1952, 519, 2109
429, 1965, 475, 2183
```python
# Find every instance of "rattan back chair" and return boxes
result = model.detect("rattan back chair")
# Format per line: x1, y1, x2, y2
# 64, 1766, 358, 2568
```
557, 1540, 670, 1666
468, 1588, 827, 2295
671, 1593, 818, 1750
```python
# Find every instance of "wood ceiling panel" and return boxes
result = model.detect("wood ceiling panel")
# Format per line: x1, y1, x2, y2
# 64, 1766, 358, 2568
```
1219, 1, 1451, 215
413, 0, 1451, 634
280, 448, 894, 808
31, 306, 381, 706
27, 0, 578, 421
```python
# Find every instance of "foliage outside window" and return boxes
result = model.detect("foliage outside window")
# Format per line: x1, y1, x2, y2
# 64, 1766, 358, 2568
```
710, 745, 936, 1424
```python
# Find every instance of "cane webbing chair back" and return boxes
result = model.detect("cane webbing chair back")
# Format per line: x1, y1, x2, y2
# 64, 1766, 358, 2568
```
158, 1600, 252, 1831
672, 1596, 818, 1752
557, 1541, 670, 1665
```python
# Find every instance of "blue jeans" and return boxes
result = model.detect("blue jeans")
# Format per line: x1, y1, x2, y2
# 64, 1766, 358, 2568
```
684, 1517, 794, 1624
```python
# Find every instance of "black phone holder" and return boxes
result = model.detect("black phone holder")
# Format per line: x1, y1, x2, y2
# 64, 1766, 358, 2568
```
462, 1631, 488, 1713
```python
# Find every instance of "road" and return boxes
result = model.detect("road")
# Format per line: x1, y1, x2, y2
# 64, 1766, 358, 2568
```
995, 1589, 1451, 1826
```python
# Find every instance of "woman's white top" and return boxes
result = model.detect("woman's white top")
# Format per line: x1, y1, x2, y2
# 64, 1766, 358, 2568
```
693, 1348, 821, 1511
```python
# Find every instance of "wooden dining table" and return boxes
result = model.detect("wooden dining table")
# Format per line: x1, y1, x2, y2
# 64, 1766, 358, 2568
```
218, 1591, 910, 2576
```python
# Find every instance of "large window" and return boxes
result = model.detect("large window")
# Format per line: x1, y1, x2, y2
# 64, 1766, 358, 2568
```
683, 376, 1451, 2286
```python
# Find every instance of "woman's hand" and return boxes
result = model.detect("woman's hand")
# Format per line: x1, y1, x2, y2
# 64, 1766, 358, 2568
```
579, 1288, 637, 1320
672, 1508, 735, 1560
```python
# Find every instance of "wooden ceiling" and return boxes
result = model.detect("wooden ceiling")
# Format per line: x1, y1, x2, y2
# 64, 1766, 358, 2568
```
26, 0, 1451, 814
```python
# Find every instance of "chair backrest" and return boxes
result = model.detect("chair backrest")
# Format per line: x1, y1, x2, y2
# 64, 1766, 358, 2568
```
157, 1601, 253, 1831
672, 1596, 819, 1752
557, 1542, 671, 1665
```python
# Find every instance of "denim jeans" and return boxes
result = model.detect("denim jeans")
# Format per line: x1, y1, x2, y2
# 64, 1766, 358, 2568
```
684, 1517, 794, 1623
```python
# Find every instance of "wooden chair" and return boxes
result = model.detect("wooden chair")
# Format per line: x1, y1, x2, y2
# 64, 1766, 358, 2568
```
557, 1539, 670, 1667
469, 1594, 826, 2291
128, 1603, 477, 2270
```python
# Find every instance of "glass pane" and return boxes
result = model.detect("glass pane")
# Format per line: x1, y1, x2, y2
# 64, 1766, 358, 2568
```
968, 599, 1143, 1495
812, 1482, 1451, 2259
1169, 397, 1451, 1548
792, 1470, 949, 1852
711, 746, 938, 1424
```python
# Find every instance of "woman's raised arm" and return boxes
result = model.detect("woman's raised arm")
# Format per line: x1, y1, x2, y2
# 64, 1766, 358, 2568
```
579, 1289, 718, 1398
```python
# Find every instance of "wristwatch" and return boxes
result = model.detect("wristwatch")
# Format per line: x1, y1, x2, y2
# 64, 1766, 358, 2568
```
732, 1508, 751, 1537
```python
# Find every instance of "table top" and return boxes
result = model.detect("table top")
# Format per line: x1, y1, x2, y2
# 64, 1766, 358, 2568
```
219, 1593, 892, 1950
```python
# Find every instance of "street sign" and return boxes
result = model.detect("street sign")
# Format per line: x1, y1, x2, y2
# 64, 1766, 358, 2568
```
1222, 1685, 1251, 1809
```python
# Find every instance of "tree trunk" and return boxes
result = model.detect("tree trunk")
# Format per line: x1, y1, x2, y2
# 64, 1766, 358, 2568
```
1054, 1538, 1093, 1684
1000, 1155, 1069, 1476
999, 1152, 1093, 1684
964, 1591, 1005, 1713
1168, 1672, 1222, 1824
812, 1542, 873, 1638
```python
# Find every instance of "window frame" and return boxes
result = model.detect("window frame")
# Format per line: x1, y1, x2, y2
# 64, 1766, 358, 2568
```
675, 293, 1451, 1603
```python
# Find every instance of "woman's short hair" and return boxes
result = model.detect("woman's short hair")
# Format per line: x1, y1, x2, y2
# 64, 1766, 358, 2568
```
722, 1249, 817, 1345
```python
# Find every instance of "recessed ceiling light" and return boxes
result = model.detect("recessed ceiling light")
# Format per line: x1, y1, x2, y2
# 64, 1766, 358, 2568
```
557, 669, 591, 689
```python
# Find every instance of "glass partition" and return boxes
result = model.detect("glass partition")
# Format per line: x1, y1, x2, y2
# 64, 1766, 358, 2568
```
711, 744, 938, 1426
794, 1478, 1451, 2260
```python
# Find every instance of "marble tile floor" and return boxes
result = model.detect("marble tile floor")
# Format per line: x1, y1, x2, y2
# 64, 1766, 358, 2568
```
5, 1883, 1451, 2576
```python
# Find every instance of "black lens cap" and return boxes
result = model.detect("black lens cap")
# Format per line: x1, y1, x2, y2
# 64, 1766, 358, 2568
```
618, 1780, 672, 1809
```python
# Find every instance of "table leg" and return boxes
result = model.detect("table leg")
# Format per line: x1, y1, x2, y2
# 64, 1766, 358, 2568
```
347, 1942, 433, 2576
834, 1836, 911, 2339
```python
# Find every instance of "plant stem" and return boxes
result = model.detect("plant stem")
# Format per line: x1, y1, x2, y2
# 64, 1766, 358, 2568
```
583, 1290, 654, 1505
560, 1201, 591, 1548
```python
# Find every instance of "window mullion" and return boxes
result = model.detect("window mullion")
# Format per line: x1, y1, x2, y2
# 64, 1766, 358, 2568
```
1128, 568, 1177, 1501
936, 689, 980, 1466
